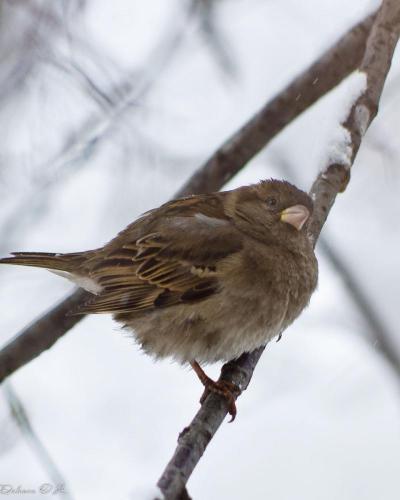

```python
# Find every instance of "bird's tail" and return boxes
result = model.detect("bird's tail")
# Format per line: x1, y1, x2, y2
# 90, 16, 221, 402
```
0, 251, 86, 272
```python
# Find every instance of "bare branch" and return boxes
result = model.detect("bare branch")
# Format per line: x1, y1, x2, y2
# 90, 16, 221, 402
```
0, 289, 88, 383
156, 2, 400, 497
0, 9, 376, 385
156, 350, 264, 498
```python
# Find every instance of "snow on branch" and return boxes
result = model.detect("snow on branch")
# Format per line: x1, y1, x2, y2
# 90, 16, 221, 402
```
156, 2, 400, 498
309, 0, 400, 243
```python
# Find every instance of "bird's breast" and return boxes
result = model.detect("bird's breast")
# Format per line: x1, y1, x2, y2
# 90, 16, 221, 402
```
117, 241, 317, 364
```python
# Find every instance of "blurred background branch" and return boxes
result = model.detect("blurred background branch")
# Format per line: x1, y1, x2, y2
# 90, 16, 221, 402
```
0, 0, 201, 255
2, 381, 75, 500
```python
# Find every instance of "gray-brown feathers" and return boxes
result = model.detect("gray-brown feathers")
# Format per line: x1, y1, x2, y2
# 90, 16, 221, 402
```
0, 179, 318, 364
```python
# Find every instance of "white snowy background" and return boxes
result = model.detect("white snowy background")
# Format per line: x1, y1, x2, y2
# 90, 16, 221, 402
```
0, 0, 400, 499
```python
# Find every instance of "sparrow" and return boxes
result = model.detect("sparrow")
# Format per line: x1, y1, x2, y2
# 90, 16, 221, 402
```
0, 179, 318, 420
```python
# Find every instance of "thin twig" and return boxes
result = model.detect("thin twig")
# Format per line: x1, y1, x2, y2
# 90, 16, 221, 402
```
156, 2, 400, 498
3, 381, 75, 500
197, 0, 237, 78
0, 9, 376, 384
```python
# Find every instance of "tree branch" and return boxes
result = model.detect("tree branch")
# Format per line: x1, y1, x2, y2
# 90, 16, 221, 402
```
156, 2, 400, 498
178, 10, 375, 196
0, 10, 376, 384
0, 289, 89, 382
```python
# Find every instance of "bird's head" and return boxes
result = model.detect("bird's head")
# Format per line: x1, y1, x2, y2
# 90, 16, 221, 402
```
224, 179, 313, 249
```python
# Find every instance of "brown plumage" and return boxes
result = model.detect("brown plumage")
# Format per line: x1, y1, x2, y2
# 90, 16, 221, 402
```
0, 179, 318, 420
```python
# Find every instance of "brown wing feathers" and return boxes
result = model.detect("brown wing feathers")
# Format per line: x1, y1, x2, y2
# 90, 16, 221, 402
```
75, 231, 221, 314
0, 195, 240, 315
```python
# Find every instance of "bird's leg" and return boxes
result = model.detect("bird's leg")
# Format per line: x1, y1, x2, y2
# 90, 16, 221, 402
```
190, 360, 241, 422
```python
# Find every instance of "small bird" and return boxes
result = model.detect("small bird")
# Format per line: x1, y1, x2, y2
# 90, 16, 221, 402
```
0, 179, 318, 420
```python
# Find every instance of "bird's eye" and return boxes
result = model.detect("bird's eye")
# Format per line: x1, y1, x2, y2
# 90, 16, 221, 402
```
266, 197, 277, 208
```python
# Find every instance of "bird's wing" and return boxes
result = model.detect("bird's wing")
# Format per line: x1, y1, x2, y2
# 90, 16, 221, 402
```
76, 195, 243, 314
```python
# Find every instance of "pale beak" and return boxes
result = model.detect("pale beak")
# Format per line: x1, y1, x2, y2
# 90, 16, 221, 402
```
280, 205, 310, 231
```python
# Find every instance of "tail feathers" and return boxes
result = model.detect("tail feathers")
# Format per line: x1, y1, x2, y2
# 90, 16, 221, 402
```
0, 251, 86, 272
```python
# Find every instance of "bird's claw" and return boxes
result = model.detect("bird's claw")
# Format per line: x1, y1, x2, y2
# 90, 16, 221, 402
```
190, 360, 241, 422
200, 379, 240, 422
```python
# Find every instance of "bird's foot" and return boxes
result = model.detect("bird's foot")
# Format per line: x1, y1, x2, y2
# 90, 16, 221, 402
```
200, 379, 239, 422
190, 361, 241, 422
